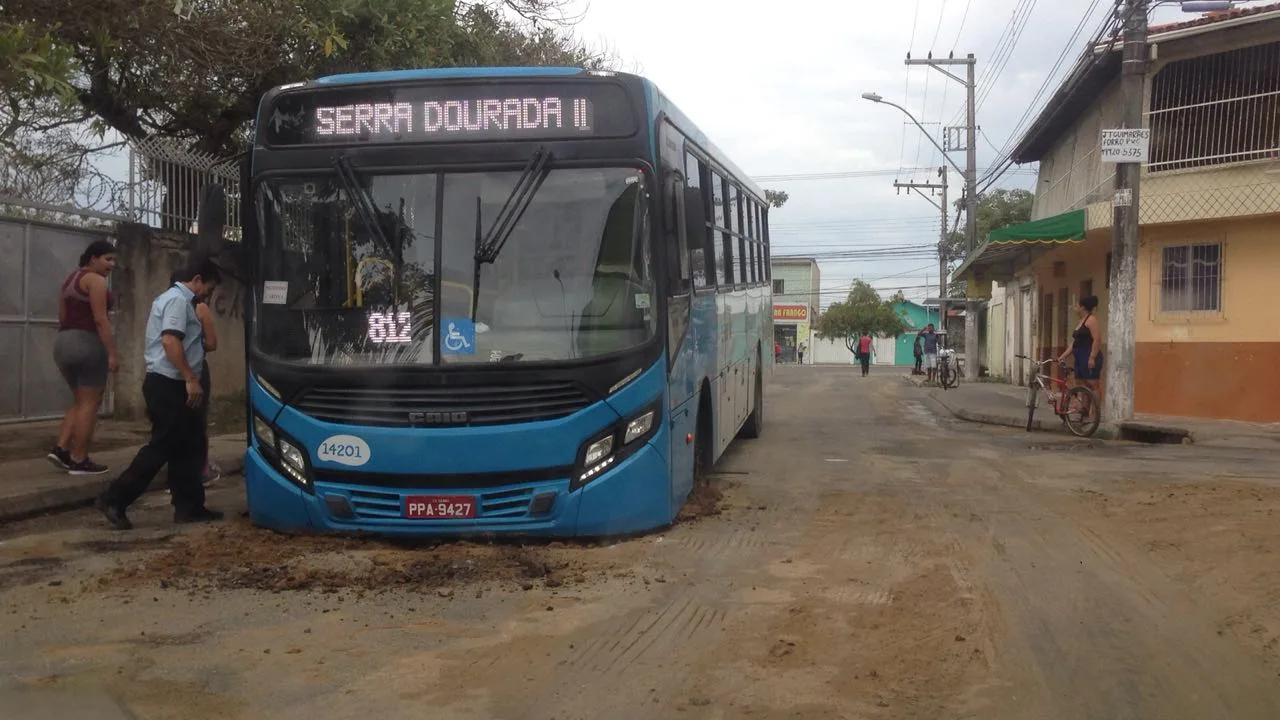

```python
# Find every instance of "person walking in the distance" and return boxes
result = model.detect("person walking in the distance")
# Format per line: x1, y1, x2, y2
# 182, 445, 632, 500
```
919, 323, 939, 384
95, 259, 225, 530
856, 332, 874, 377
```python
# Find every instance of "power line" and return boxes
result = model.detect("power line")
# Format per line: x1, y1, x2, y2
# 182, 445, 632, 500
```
951, 0, 973, 53
980, 0, 1111, 188
899, 0, 924, 173
753, 167, 1034, 182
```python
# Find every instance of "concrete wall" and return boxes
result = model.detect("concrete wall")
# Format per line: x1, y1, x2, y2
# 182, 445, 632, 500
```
1135, 214, 1280, 421
112, 223, 245, 420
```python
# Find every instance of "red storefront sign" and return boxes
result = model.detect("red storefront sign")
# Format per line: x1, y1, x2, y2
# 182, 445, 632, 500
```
773, 304, 808, 321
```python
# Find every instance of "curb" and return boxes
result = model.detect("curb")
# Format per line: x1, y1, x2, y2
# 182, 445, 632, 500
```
926, 389, 1121, 439
0, 439, 245, 525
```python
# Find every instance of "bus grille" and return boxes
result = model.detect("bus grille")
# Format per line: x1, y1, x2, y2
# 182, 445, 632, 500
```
347, 487, 536, 519
293, 382, 592, 427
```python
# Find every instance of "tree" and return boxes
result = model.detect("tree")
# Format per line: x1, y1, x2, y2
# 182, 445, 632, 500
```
814, 280, 909, 354
943, 187, 1034, 297
764, 189, 789, 208
0, 0, 613, 210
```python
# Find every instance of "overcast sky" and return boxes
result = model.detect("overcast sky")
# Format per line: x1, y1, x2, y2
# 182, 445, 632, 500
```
566, 0, 1202, 307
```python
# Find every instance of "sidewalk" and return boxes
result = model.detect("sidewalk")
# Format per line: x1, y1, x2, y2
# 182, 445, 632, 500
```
907, 374, 1280, 451
0, 433, 246, 524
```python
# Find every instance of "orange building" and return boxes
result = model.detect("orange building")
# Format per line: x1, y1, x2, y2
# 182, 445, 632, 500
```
956, 4, 1280, 422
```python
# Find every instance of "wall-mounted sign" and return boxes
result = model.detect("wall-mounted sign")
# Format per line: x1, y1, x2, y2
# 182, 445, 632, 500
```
1100, 128, 1150, 163
773, 304, 808, 321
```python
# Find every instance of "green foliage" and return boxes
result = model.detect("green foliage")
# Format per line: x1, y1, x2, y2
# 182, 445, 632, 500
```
945, 187, 1034, 297
0, 23, 77, 112
764, 189, 789, 208
814, 280, 910, 352
0, 0, 613, 159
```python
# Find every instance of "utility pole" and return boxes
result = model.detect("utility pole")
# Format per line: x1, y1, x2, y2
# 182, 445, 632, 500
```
906, 52, 979, 374
1105, 0, 1148, 424
894, 166, 949, 341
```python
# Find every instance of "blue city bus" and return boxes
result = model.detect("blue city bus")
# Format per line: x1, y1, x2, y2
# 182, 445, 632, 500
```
239, 67, 773, 537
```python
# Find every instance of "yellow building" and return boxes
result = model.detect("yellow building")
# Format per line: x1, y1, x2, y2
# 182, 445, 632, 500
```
957, 4, 1280, 422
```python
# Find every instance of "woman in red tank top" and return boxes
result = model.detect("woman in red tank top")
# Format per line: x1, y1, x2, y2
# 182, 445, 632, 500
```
49, 240, 119, 475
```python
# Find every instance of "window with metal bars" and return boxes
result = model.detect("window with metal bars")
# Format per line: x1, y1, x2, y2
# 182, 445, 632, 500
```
1148, 40, 1280, 172
1159, 243, 1222, 313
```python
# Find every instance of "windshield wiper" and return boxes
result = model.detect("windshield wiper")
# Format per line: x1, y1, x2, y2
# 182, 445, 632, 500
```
471, 147, 552, 321
474, 147, 552, 265
332, 152, 405, 304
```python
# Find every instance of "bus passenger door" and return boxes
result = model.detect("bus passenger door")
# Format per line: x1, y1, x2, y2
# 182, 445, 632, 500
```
664, 168, 697, 511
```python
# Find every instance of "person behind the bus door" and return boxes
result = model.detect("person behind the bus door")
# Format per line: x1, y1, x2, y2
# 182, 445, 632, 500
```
49, 240, 120, 476
95, 259, 224, 530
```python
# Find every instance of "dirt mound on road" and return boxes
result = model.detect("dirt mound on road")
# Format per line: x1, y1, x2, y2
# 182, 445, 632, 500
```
91, 521, 599, 595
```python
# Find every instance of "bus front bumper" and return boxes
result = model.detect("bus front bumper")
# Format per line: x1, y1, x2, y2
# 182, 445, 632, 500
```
243, 434, 671, 538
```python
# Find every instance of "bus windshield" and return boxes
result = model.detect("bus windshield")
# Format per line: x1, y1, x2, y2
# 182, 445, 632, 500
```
253, 167, 656, 366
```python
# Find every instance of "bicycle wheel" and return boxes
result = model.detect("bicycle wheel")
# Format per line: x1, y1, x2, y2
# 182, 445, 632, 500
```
1025, 382, 1039, 432
1063, 385, 1101, 438
940, 362, 958, 389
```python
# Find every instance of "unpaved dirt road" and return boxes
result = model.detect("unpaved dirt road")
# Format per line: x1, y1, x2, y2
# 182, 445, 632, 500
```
4, 366, 1280, 719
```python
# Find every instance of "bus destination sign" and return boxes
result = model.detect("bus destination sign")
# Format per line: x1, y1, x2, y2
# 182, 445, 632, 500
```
263, 81, 636, 146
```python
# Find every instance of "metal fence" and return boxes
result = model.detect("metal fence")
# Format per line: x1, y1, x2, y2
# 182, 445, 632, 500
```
0, 210, 118, 423
127, 136, 242, 241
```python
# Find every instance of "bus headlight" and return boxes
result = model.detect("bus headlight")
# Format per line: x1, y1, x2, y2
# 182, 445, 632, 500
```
253, 415, 276, 449
277, 438, 309, 485
623, 411, 654, 444
572, 399, 661, 491
584, 436, 614, 467
253, 413, 312, 491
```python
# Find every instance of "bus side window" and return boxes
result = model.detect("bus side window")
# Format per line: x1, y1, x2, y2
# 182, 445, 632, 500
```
664, 171, 690, 295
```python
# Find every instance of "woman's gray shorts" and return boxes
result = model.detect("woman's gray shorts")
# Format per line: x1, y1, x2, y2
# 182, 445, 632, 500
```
53, 329, 108, 390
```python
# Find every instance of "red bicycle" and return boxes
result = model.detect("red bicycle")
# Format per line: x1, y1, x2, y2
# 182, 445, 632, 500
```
1015, 354, 1100, 438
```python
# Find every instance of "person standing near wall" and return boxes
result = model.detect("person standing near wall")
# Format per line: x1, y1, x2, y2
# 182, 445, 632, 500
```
49, 240, 119, 475
95, 259, 224, 530
797, 342, 807, 365
1059, 295, 1104, 409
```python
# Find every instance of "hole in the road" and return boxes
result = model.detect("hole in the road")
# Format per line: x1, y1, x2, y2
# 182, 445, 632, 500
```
1120, 425, 1193, 445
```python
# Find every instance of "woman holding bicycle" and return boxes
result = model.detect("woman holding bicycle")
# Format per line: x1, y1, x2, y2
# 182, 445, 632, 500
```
1059, 295, 1103, 399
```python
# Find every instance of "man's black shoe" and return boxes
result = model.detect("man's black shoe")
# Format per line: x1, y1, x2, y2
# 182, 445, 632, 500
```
94, 495, 133, 531
174, 507, 225, 524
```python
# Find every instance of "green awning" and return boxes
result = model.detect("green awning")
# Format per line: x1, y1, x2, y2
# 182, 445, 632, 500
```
988, 208, 1085, 244
951, 208, 1087, 284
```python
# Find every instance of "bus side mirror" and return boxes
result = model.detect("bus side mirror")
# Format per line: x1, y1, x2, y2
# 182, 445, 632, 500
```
194, 184, 227, 260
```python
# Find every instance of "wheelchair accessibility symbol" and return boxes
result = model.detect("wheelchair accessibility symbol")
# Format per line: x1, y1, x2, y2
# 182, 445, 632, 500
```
441, 318, 476, 355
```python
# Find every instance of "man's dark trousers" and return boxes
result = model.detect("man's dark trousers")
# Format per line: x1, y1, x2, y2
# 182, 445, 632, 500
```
101, 373, 206, 514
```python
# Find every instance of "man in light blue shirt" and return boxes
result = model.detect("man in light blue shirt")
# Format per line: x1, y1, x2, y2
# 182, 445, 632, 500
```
97, 258, 225, 530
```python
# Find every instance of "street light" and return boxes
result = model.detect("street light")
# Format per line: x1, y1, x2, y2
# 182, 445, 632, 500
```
861, 92, 966, 178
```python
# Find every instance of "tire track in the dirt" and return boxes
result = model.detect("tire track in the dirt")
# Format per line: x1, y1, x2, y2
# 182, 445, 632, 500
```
956, 461, 1280, 719
565, 594, 727, 675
